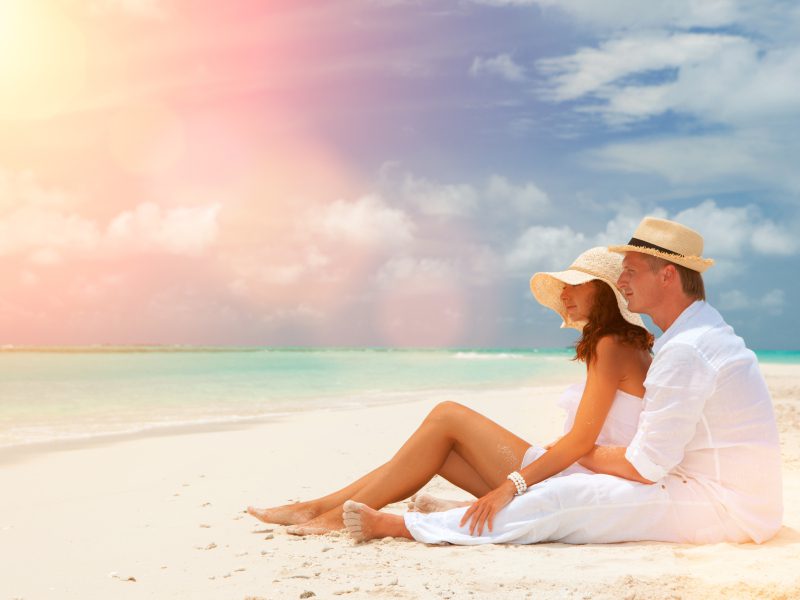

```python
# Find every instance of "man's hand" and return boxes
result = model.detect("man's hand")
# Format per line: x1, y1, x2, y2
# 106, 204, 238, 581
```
459, 480, 517, 536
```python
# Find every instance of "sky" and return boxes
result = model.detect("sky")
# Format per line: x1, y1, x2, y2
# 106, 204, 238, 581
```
1, 0, 799, 349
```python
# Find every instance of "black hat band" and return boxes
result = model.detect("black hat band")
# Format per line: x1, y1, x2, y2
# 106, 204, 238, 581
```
627, 237, 684, 258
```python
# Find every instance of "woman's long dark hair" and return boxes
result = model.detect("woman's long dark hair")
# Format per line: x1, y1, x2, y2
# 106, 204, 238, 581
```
574, 280, 653, 364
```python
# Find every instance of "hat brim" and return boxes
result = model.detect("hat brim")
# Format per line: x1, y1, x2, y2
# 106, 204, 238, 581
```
608, 245, 714, 273
530, 269, 646, 331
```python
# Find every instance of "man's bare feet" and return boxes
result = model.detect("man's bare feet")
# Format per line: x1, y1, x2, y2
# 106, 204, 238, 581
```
407, 492, 472, 513
286, 507, 345, 536
342, 500, 412, 543
246, 502, 319, 526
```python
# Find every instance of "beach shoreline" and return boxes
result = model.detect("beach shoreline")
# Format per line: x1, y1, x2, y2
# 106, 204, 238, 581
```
0, 367, 798, 599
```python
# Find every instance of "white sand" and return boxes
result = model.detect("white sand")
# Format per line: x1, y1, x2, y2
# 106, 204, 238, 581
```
1, 367, 799, 599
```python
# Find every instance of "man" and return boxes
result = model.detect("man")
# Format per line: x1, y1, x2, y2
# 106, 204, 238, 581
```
577, 216, 783, 543
343, 217, 782, 545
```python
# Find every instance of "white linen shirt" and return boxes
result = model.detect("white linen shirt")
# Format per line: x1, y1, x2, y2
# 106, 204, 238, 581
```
625, 301, 782, 543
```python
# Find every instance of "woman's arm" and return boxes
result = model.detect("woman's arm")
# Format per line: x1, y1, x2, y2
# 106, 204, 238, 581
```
461, 336, 631, 534
517, 335, 626, 486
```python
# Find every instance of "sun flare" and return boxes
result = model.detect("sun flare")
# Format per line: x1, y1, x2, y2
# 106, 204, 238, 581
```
0, 1, 87, 120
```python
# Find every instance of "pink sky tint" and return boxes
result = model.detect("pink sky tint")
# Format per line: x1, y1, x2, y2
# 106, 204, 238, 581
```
1, 0, 435, 346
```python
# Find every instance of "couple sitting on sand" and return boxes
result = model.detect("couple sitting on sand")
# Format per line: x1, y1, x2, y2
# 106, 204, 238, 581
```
248, 217, 783, 546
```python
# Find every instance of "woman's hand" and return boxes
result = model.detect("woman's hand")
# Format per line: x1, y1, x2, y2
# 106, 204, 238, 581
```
459, 480, 517, 536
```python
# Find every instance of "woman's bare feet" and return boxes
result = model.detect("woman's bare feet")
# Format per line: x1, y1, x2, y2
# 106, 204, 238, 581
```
246, 502, 320, 526
342, 500, 412, 543
407, 492, 472, 513
286, 507, 346, 536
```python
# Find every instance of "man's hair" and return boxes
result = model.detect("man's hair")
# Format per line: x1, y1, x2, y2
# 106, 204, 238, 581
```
641, 254, 706, 301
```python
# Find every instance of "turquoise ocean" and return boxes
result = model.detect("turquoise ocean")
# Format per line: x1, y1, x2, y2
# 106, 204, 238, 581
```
1, 348, 797, 452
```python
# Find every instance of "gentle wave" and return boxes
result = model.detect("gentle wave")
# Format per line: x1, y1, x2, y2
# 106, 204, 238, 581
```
453, 352, 531, 360
0, 348, 583, 451
0, 383, 571, 451
0, 411, 295, 450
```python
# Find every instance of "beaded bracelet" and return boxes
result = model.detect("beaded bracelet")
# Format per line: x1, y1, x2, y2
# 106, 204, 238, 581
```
507, 471, 527, 496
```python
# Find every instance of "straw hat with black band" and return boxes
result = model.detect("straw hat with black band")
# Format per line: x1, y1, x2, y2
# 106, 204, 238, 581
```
608, 217, 714, 273
530, 246, 646, 331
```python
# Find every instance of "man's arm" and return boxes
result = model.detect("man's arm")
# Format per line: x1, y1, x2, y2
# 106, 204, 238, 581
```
592, 343, 716, 485
577, 445, 655, 484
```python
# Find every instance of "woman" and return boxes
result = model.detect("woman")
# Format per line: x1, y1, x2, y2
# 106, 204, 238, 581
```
247, 247, 652, 541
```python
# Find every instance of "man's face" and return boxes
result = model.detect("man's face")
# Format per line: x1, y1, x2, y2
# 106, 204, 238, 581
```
617, 252, 662, 315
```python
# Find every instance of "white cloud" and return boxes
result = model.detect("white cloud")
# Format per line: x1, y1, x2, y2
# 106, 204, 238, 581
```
470, 53, 526, 82
228, 247, 331, 291
594, 205, 667, 247
0, 169, 72, 212
0, 169, 222, 259
474, 0, 741, 31
106, 202, 220, 256
316, 195, 415, 246
520, 3, 800, 196
537, 32, 741, 103
397, 171, 552, 220
504, 199, 797, 280
674, 200, 798, 258
402, 175, 479, 217
486, 175, 550, 215
751, 222, 798, 256
375, 257, 458, 291
536, 31, 779, 127
718, 289, 749, 311
505, 225, 588, 271
582, 130, 800, 190
0, 204, 100, 256
0, 172, 221, 259
673, 201, 755, 259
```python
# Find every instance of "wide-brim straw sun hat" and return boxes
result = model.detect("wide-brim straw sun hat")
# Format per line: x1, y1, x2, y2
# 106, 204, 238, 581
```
608, 216, 714, 272
530, 246, 646, 331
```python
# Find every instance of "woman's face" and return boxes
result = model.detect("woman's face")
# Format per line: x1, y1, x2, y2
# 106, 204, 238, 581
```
560, 280, 597, 323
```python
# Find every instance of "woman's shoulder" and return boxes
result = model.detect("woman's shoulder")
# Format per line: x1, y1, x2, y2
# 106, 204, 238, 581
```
594, 333, 650, 365
594, 333, 626, 355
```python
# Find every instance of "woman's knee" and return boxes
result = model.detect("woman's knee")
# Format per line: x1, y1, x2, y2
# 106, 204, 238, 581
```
426, 400, 467, 424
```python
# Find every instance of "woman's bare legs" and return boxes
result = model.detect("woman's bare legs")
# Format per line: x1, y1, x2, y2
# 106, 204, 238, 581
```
282, 401, 530, 534
247, 463, 389, 526
248, 403, 504, 526
247, 449, 493, 525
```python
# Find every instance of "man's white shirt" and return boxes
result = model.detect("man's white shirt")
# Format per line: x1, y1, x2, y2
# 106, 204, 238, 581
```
626, 301, 783, 543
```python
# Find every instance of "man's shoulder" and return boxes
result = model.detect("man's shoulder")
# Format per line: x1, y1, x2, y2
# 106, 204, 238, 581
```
661, 302, 732, 343
658, 303, 753, 369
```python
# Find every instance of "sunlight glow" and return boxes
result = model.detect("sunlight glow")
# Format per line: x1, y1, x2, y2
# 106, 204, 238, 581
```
0, 1, 87, 120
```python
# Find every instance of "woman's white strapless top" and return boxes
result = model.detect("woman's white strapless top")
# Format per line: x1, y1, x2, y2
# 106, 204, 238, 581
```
557, 381, 643, 447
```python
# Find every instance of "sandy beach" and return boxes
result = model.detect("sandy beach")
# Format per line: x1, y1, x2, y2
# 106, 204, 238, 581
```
1, 365, 799, 600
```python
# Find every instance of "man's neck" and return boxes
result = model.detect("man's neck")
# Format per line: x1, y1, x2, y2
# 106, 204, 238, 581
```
652, 296, 697, 333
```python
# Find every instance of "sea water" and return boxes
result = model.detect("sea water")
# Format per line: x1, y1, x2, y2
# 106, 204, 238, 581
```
1, 347, 795, 452
0, 347, 586, 450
